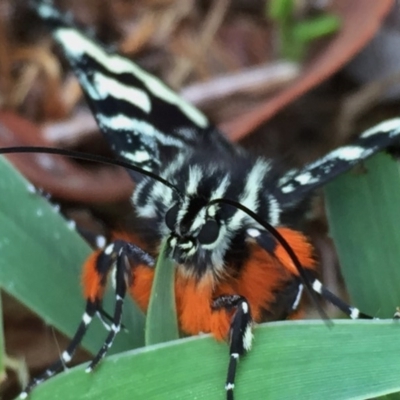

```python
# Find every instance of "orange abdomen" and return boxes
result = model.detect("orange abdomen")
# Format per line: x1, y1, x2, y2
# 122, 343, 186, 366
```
127, 227, 317, 342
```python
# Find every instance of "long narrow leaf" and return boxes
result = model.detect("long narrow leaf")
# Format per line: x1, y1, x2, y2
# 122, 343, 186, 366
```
0, 293, 5, 383
145, 241, 179, 345
325, 152, 400, 400
0, 157, 143, 354
325, 153, 400, 318
26, 320, 400, 400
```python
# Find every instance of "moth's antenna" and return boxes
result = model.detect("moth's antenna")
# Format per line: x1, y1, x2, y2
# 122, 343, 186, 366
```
209, 197, 331, 324
0, 146, 182, 197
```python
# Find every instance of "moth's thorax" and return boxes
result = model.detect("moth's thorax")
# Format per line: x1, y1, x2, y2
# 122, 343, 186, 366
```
132, 153, 276, 278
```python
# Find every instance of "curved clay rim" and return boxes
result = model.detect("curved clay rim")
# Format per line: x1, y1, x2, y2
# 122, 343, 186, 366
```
220, 0, 394, 141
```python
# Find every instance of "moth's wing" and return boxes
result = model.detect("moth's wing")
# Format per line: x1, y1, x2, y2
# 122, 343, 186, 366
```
34, 1, 235, 180
272, 119, 400, 208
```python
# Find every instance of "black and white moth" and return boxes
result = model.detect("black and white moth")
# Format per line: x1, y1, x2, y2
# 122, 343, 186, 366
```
10, 1, 400, 399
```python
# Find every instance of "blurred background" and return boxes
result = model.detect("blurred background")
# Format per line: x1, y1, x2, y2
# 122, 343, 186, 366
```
1, 0, 399, 397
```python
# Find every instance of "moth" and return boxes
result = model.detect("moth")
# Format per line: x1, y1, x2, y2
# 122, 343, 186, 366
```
6, 1, 400, 399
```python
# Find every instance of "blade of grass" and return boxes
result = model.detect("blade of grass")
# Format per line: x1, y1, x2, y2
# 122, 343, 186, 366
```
26, 320, 400, 400
0, 293, 5, 384
325, 152, 400, 400
145, 241, 179, 345
0, 157, 144, 354
324, 152, 400, 318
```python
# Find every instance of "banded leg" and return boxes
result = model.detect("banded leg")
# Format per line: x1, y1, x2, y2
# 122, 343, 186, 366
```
212, 295, 253, 400
19, 300, 98, 399
19, 239, 154, 398
76, 227, 118, 329
310, 277, 373, 319
84, 240, 155, 371
85, 245, 128, 371
249, 227, 375, 320
88, 241, 154, 369
95, 307, 128, 332
268, 269, 375, 320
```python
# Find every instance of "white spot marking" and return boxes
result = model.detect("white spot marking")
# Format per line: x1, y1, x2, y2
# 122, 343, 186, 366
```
179, 241, 194, 250
96, 235, 107, 249
111, 267, 117, 289
279, 145, 371, 194
312, 279, 323, 294
360, 118, 400, 138
292, 284, 304, 310
246, 228, 261, 238
326, 145, 366, 162
104, 244, 114, 255
278, 169, 297, 187
26, 183, 36, 193
121, 150, 150, 163
243, 325, 253, 351
94, 72, 151, 112
62, 351, 72, 363
37, 3, 60, 19
280, 184, 295, 194
293, 171, 319, 186
268, 195, 281, 225
83, 312, 92, 325
350, 308, 360, 319
97, 114, 185, 149
67, 220, 76, 230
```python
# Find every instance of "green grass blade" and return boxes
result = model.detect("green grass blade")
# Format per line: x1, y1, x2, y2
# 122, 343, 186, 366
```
145, 241, 179, 345
324, 152, 400, 318
293, 15, 341, 44
0, 157, 143, 354
0, 293, 5, 383
24, 320, 400, 400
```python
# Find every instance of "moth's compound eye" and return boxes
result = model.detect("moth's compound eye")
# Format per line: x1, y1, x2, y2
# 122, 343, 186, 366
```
197, 219, 219, 245
165, 204, 179, 231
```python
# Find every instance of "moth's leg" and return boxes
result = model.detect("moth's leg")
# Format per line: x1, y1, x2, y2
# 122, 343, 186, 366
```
19, 298, 99, 399
250, 227, 374, 320
212, 295, 253, 400
309, 277, 373, 319
20, 240, 155, 398
19, 251, 108, 399
85, 241, 155, 370
247, 226, 322, 315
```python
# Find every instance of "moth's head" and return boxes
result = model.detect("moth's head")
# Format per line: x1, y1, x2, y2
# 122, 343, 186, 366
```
164, 196, 226, 268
